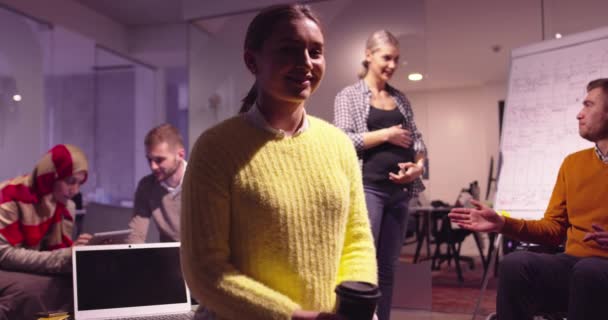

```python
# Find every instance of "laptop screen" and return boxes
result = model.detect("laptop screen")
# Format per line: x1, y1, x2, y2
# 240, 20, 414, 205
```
75, 245, 188, 311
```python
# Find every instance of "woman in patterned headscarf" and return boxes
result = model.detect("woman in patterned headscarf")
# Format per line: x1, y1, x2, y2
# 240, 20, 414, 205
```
0, 144, 90, 320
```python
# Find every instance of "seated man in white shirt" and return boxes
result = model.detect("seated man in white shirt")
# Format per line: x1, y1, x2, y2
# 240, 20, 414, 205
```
127, 123, 187, 243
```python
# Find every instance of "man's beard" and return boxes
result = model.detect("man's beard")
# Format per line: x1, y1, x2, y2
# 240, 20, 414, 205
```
158, 159, 181, 182
580, 126, 608, 143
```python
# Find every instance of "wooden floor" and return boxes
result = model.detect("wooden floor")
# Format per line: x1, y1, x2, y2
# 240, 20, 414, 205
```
391, 309, 490, 320
393, 254, 498, 319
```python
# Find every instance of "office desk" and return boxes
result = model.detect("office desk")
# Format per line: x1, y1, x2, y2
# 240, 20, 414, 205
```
409, 206, 451, 263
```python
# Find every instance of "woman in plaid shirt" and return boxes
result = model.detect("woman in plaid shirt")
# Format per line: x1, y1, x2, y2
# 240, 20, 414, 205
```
333, 30, 427, 320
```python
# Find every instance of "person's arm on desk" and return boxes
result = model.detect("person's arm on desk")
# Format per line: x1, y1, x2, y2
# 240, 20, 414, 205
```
0, 233, 90, 274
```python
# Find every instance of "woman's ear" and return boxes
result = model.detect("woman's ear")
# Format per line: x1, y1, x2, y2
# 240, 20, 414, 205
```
365, 49, 373, 63
244, 50, 257, 74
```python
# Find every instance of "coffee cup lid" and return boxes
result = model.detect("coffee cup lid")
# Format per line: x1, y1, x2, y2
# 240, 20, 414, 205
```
335, 281, 380, 299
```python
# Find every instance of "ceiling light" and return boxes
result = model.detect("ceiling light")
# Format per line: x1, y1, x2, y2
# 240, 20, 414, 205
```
555, 33, 562, 39
408, 73, 423, 81
12, 94, 21, 102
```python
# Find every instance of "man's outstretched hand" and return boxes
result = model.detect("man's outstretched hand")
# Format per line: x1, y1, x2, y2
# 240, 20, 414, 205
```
448, 200, 505, 233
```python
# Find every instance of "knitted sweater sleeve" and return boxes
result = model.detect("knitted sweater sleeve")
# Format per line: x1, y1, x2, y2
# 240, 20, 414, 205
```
180, 132, 300, 320
336, 138, 378, 285
0, 202, 72, 274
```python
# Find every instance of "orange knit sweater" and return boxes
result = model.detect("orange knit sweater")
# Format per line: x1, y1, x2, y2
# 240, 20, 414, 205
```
502, 148, 608, 257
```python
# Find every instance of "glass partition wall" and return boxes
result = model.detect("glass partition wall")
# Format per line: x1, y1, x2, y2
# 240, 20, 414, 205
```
0, 7, 52, 181
90, 47, 157, 205
0, 6, 158, 206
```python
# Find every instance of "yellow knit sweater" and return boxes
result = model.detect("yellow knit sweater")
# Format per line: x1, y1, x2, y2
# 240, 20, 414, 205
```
502, 148, 608, 258
180, 115, 377, 320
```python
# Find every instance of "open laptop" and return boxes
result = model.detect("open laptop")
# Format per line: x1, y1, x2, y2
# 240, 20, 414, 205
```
72, 242, 194, 320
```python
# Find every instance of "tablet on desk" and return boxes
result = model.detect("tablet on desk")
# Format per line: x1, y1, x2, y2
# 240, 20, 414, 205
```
88, 229, 131, 245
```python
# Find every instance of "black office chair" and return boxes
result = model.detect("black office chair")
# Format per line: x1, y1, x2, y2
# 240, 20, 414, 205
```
429, 207, 477, 281
429, 182, 485, 282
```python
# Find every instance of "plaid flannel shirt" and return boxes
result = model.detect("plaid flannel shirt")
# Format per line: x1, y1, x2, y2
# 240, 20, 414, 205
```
333, 79, 426, 197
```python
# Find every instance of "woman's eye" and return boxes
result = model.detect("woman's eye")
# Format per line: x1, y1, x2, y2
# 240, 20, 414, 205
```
309, 50, 320, 58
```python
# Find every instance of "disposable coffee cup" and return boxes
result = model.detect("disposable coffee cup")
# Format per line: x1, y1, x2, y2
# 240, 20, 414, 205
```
335, 281, 381, 320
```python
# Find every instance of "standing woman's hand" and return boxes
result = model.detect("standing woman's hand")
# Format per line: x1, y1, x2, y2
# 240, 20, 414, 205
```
388, 162, 422, 184
384, 125, 412, 148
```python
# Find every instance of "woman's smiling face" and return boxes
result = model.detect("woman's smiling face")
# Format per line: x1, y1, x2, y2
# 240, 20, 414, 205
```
247, 17, 325, 106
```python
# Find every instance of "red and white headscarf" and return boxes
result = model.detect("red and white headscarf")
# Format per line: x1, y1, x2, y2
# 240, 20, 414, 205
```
0, 144, 88, 250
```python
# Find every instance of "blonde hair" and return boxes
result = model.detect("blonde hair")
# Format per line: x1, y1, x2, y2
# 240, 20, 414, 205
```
358, 30, 399, 79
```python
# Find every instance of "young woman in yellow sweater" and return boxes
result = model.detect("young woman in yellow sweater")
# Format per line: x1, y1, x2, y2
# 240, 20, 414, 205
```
180, 4, 377, 320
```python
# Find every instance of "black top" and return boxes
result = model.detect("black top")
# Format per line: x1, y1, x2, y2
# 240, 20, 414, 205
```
362, 106, 415, 189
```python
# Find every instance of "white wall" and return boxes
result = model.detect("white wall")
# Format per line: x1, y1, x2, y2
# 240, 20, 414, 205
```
408, 83, 505, 203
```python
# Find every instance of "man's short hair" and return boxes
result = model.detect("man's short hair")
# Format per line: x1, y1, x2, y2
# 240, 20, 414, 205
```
587, 78, 608, 94
587, 78, 608, 110
144, 124, 184, 149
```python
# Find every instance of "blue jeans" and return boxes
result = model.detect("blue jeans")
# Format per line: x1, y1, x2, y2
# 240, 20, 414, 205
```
364, 185, 410, 320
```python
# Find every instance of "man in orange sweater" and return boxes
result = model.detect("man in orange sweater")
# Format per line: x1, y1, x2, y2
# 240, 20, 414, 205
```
449, 78, 608, 320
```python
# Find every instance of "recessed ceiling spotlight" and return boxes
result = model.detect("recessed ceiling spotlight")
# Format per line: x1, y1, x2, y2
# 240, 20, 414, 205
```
555, 33, 562, 39
408, 73, 423, 81
12, 94, 22, 102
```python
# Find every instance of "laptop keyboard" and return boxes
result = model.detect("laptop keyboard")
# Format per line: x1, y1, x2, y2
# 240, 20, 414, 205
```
111, 311, 194, 320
